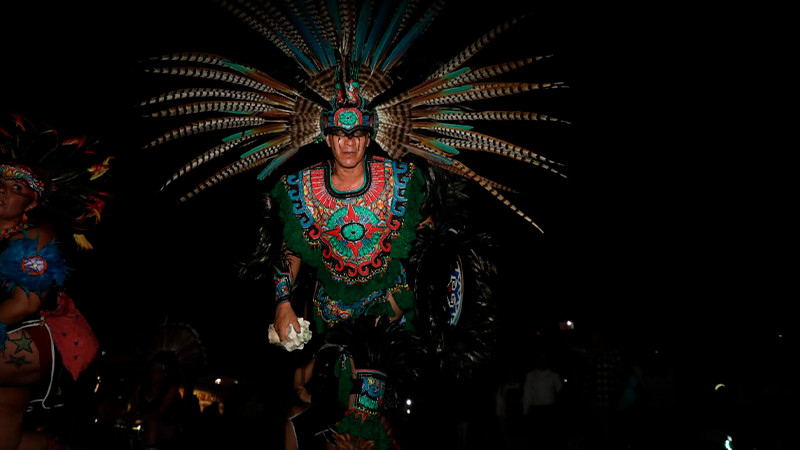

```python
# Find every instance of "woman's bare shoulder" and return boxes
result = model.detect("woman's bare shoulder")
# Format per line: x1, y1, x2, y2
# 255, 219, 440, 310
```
9, 223, 57, 247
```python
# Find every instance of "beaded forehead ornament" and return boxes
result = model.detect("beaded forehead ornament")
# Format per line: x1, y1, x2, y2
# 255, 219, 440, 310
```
0, 164, 45, 197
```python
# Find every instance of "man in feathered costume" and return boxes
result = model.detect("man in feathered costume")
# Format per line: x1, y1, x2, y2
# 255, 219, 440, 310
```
140, 1, 570, 447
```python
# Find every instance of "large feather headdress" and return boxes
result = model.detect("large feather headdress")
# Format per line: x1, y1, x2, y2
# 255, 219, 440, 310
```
140, 0, 570, 232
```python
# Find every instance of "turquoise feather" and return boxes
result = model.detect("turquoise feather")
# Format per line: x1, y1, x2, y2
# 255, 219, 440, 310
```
353, 0, 372, 63
222, 130, 251, 143
298, 1, 336, 66
370, 0, 410, 69
426, 138, 459, 155
379, 7, 435, 71
240, 140, 278, 159
257, 146, 299, 180
281, 0, 332, 68
362, 0, 395, 65
327, 0, 342, 39
402, 143, 454, 165
275, 27, 318, 73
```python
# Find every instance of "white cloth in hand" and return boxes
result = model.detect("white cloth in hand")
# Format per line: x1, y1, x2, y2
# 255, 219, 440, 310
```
268, 317, 312, 351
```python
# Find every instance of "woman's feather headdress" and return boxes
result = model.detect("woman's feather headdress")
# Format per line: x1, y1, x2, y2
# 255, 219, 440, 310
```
0, 112, 113, 250
140, 0, 569, 232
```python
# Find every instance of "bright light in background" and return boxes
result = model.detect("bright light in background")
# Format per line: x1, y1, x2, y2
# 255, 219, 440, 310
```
211, 375, 238, 386
405, 398, 412, 414
559, 320, 574, 330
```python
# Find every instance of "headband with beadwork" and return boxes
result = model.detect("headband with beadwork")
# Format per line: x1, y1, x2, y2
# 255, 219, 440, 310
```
0, 164, 45, 198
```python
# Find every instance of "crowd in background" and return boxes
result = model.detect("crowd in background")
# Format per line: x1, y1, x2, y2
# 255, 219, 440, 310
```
20, 319, 793, 450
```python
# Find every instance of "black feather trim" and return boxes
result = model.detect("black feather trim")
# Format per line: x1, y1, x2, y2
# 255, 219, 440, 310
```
408, 163, 500, 381
236, 191, 282, 281
325, 316, 427, 413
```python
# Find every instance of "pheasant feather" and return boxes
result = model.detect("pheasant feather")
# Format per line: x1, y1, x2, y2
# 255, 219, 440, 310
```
161, 126, 286, 190
144, 116, 271, 149
427, 15, 524, 80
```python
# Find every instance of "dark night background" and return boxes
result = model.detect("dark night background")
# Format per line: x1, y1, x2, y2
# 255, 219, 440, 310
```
2, 1, 795, 448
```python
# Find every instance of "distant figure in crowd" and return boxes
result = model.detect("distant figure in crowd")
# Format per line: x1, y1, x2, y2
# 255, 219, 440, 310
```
523, 351, 564, 449
581, 330, 624, 449
129, 352, 183, 450
496, 365, 524, 449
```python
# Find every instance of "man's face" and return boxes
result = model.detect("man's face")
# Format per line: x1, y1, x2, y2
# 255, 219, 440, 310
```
326, 129, 370, 170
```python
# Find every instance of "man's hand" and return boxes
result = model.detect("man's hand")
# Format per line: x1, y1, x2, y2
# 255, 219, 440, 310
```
275, 301, 301, 342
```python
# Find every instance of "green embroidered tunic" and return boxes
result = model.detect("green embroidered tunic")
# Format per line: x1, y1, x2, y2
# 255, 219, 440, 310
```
272, 156, 425, 333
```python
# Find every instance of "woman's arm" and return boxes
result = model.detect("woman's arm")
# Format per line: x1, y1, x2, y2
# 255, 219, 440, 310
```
0, 288, 43, 326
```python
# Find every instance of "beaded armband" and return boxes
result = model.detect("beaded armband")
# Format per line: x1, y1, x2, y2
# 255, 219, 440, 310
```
273, 248, 296, 307
274, 266, 294, 306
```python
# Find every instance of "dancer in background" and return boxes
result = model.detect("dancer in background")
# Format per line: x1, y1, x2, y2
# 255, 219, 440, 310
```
523, 351, 564, 449
129, 352, 183, 450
